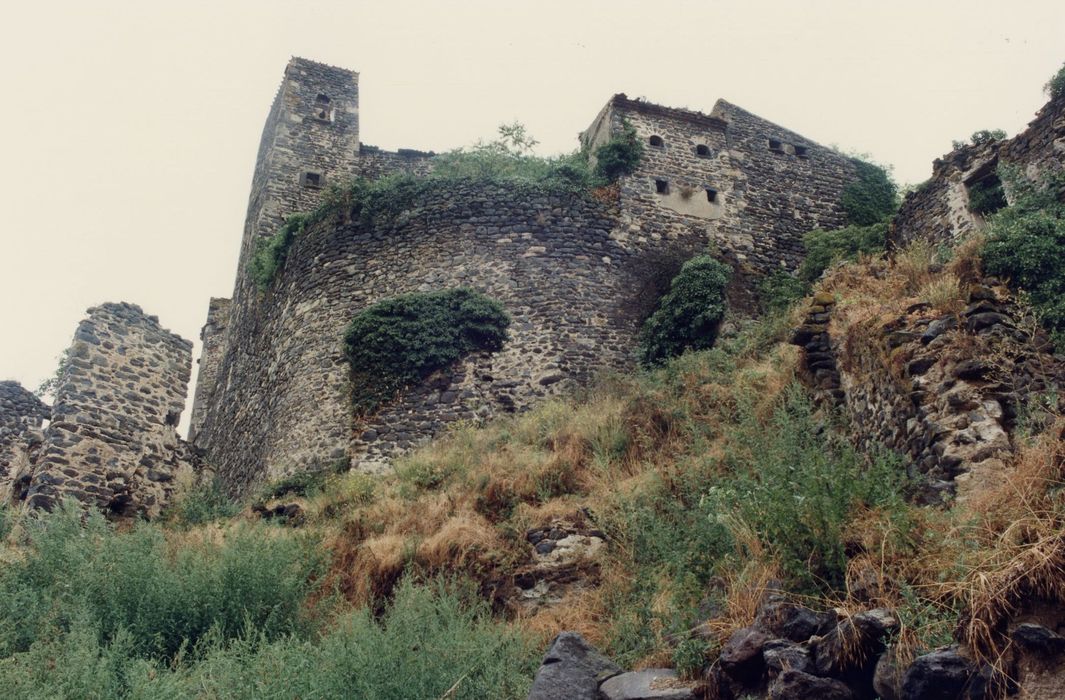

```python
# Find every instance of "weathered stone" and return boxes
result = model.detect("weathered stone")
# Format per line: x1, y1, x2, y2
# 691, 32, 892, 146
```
719, 627, 770, 684
900, 647, 972, 700
598, 669, 698, 700
768, 668, 854, 700
527, 632, 621, 700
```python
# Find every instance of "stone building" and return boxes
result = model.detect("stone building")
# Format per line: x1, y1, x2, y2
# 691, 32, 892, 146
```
189, 58, 866, 493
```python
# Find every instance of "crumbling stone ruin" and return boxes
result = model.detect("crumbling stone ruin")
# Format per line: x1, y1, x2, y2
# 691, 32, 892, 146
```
189, 57, 865, 493
4, 303, 200, 517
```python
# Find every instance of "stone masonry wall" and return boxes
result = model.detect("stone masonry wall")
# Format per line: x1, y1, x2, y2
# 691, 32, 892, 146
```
25, 303, 199, 517
195, 182, 711, 494
0, 381, 49, 503
581, 95, 858, 282
188, 297, 230, 442
890, 92, 1065, 249
793, 281, 1062, 504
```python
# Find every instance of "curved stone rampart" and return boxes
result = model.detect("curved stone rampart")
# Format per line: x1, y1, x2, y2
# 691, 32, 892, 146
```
196, 181, 710, 493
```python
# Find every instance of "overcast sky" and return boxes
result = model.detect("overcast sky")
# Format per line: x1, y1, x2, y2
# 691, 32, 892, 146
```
1, 0, 1062, 431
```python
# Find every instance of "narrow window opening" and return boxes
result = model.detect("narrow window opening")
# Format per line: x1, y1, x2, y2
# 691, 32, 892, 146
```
316, 93, 331, 104
655, 179, 669, 194
795, 145, 808, 158
706, 188, 718, 203
695, 144, 711, 157
649, 135, 664, 148
768, 138, 783, 152
301, 172, 323, 188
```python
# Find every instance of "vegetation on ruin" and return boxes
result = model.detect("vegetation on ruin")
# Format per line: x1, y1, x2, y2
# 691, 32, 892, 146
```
249, 122, 643, 290
841, 157, 898, 226
1046, 60, 1065, 99
638, 254, 731, 366
982, 168, 1065, 347
951, 128, 1007, 151
797, 221, 888, 283
343, 288, 510, 415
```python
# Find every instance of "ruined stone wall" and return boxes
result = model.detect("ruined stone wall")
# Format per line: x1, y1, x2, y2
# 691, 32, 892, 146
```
195, 182, 711, 493
581, 95, 857, 280
890, 93, 1065, 249
793, 281, 1062, 504
0, 381, 49, 503
354, 145, 435, 179
188, 297, 231, 442
25, 303, 199, 517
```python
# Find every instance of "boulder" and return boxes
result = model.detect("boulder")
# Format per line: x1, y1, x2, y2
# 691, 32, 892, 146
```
900, 647, 972, 700
598, 668, 698, 700
719, 626, 770, 684
527, 632, 621, 700
768, 668, 854, 699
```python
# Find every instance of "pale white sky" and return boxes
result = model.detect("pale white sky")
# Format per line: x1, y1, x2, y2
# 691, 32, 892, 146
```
1, 0, 1062, 429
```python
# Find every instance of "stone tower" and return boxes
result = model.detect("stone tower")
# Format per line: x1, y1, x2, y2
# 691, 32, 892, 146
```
189, 58, 361, 441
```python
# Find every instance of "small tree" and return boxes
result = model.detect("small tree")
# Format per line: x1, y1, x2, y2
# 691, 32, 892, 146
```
639, 256, 731, 366
594, 121, 644, 181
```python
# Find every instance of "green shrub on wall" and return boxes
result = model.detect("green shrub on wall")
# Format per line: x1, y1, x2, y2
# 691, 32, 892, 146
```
982, 170, 1065, 347
841, 158, 897, 226
344, 289, 510, 414
798, 222, 887, 283
639, 255, 731, 366
594, 121, 644, 181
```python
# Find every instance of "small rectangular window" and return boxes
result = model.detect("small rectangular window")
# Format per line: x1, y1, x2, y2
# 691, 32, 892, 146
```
655, 179, 669, 194
300, 172, 323, 188
795, 145, 809, 158
768, 138, 783, 152
706, 188, 718, 203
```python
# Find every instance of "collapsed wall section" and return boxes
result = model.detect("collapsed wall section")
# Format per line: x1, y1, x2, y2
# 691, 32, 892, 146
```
25, 303, 198, 517
0, 381, 49, 503
891, 92, 1065, 249
196, 182, 707, 493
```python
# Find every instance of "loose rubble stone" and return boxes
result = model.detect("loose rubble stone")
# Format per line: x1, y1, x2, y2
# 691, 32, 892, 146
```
598, 669, 698, 700
527, 632, 621, 700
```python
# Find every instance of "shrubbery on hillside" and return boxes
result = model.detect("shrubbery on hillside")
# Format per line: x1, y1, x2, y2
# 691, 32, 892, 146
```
982, 170, 1065, 346
841, 157, 897, 226
638, 255, 731, 365
798, 222, 888, 283
344, 288, 510, 414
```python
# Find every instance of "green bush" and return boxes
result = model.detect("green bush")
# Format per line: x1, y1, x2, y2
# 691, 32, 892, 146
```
842, 158, 898, 226
798, 222, 887, 283
165, 476, 241, 528
639, 256, 731, 366
983, 171, 1065, 346
758, 271, 807, 313
715, 385, 907, 590
1046, 61, 1065, 100
0, 502, 325, 661
968, 174, 1008, 215
248, 213, 308, 290
594, 121, 644, 181
344, 288, 510, 414
952, 129, 1007, 150
0, 579, 536, 700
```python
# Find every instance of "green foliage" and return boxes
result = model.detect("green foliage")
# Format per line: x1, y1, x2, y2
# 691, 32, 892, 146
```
257, 459, 350, 503
0, 576, 535, 699
247, 123, 608, 290
164, 477, 241, 528
1045, 61, 1065, 99
594, 120, 645, 181
344, 288, 510, 414
952, 129, 1007, 150
715, 385, 907, 590
0, 502, 325, 662
639, 255, 731, 366
967, 175, 1007, 215
35, 347, 70, 399
798, 222, 887, 283
982, 170, 1065, 346
842, 158, 898, 226
758, 271, 807, 313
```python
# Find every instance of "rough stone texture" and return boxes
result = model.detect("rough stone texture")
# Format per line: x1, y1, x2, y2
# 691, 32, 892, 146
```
899, 647, 973, 700
513, 516, 607, 613
792, 282, 1063, 503
890, 92, 1065, 250
581, 94, 859, 284
0, 380, 50, 503
192, 61, 867, 493
196, 182, 711, 491
188, 297, 230, 442
768, 668, 855, 700
24, 303, 199, 517
527, 631, 621, 700
598, 668, 698, 700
